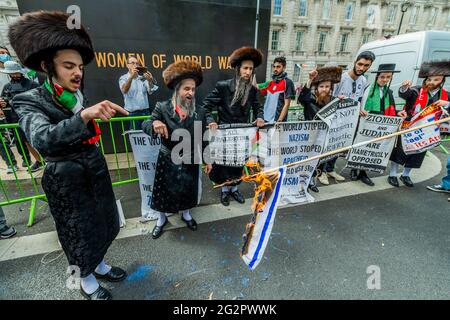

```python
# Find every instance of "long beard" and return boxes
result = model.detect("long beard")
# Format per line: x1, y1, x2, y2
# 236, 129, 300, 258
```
231, 73, 252, 107
173, 92, 196, 119
316, 92, 331, 105
424, 83, 441, 92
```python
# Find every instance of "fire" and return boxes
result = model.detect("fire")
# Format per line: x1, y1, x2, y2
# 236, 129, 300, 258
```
241, 158, 280, 256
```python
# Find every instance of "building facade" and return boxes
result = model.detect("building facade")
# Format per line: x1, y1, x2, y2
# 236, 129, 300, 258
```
267, 0, 450, 86
0, 0, 19, 55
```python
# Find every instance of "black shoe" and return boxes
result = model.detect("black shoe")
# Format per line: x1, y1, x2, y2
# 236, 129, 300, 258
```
400, 175, 414, 187
181, 216, 198, 231
359, 171, 374, 186
308, 181, 319, 193
152, 218, 168, 239
0, 226, 17, 239
350, 169, 360, 181
231, 190, 245, 204
388, 176, 399, 187
94, 266, 127, 282
220, 192, 230, 206
80, 285, 112, 300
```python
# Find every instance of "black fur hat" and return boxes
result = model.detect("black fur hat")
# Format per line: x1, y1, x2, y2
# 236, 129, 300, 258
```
8, 11, 94, 72
312, 66, 343, 86
229, 47, 263, 69
418, 60, 450, 78
163, 60, 203, 90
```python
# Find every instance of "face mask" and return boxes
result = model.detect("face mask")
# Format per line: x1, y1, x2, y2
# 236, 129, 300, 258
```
0, 54, 11, 63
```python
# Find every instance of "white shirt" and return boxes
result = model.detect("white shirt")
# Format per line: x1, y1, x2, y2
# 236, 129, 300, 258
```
119, 73, 158, 112
333, 72, 367, 103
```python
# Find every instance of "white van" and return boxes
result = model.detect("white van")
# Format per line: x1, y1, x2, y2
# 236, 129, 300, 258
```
355, 30, 450, 106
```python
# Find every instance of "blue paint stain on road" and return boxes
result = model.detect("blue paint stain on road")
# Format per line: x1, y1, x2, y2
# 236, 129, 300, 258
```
126, 265, 155, 282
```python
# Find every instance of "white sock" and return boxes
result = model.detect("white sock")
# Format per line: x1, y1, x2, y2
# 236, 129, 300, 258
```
402, 167, 412, 177
231, 186, 238, 192
81, 274, 99, 294
156, 212, 167, 227
389, 162, 399, 177
95, 260, 112, 276
182, 210, 192, 221
221, 186, 230, 193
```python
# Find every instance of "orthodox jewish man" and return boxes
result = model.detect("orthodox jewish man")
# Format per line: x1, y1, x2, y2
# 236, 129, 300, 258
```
9, 11, 129, 300
142, 61, 212, 239
297, 66, 342, 192
389, 60, 450, 187
354, 63, 401, 186
202, 47, 265, 206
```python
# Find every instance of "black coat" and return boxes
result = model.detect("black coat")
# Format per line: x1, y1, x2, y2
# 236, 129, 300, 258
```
202, 78, 263, 125
142, 100, 207, 213
12, 86, 120, 277
201, 78, 263, 185
390, 85, 449, 168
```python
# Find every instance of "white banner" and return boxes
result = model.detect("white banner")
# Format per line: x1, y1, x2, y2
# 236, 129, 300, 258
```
401, 104, 442, 155
128, 131, 161, 221
209, 124, 258, 167
265, 121, 328, 205
316, 98, 360, 163
346, 115, 403, 173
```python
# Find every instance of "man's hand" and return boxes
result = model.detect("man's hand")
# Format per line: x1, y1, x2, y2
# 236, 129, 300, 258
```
208, 122, 218, 130
359, 110, 369, 117
338, 95, 345, 100
254, 118, 265, 127
131, 67, 139, 79
0, 97, 6, 108
401, 80, 412, 89
397, 110, 407, 118
435, 100, 449, 108
153, 120, 169, 139
0, 109, 4, 117
81, 100, 129, 124
309, 69, 318, 81
204, 164, 213, 175
143, 71, 153, 83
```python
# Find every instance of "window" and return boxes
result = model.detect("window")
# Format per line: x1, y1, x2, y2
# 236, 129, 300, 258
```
318, 32, 327, 52
299, 0, 308, 17
295, 31, 304, 51
322, 0, 331, 19
274, 0, 282, 16
409, 6, 419, 25
362, 34, 371, 45
340, 33, 349, 52
386, 5, 397, 24
367, 5, 376, 25
428, 7, 437, 26
345, 2, 354, 21
293, 63, 301, 82
271, 30, 280, 50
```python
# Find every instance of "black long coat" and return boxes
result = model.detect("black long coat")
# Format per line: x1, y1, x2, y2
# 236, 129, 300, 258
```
390, 85, 449, 168
12, 86, 120, 278
201, 78, 263, 185
142, 100, 207, 213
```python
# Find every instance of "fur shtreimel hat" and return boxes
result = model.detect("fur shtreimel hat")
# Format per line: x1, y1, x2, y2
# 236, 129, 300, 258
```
418, 60, 450, 78
163, 60, 203, 90
312, 66, 342, 86
229, 47, 263, 69
8, 11, 94, 72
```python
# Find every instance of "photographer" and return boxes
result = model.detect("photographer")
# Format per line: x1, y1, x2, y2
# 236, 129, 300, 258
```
119, 56, 158, 130
0, 61, 43, 172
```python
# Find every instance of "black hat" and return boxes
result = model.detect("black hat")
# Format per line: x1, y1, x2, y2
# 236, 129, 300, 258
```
311, 66, 342, 86
163, 60, 203, 90
418, 60, 450, 78
371, 63, 400, 74
229, 47, 263, 69
8, 11, 94, 72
